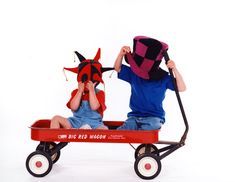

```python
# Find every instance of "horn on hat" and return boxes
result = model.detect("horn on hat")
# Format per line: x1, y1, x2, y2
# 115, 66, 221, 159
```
63, 66, 78, 81
63, 67, 78, 74
93, 48, 101, 61
101, 67, 114, 73
74, 51, 86, 62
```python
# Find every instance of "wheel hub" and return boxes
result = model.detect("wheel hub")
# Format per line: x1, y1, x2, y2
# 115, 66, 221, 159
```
145, 163, 151, 170
35, 161, 42, 168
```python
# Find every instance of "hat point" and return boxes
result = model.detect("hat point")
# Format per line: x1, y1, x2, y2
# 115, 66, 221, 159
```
74, 51, 86, 62
94, 48, 101, 61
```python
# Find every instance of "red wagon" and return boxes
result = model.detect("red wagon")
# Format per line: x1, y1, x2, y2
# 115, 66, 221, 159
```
25, 52, 189, 179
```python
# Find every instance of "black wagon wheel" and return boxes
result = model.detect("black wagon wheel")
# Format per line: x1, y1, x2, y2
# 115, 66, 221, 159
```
135, 144, 159, 159
134, 153, 161, 180
36, 142, 61, 164
26, 151, 53, 177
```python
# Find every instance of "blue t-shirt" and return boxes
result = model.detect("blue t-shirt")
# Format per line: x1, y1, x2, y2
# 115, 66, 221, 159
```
118, 65, 174, 120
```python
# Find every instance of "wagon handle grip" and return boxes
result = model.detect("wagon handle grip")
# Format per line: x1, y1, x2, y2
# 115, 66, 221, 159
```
163, 51, 189, 144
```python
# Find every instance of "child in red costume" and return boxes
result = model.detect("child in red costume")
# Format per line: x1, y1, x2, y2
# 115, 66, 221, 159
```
50, 48, 113, 129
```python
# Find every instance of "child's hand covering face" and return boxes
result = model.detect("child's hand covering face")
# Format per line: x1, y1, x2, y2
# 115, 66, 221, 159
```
85, 81, 96, 92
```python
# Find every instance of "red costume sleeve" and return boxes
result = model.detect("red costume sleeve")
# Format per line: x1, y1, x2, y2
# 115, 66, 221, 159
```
96, 90, 106, 117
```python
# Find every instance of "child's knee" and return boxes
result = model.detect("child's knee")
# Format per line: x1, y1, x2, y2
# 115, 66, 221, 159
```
51, 115, 61, 121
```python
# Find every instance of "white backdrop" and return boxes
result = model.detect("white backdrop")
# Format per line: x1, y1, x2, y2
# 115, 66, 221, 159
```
0, 0, 234, 181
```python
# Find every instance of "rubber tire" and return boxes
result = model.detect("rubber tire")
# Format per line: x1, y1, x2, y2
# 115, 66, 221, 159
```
134, 153, 161, 180
26, 151, 53, 177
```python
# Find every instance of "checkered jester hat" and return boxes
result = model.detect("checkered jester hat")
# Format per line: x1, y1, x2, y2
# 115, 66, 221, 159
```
125, 36, 169, 80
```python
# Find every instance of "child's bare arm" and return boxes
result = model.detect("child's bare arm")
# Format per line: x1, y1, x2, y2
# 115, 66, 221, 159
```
70, 82, 84, 111
167, 60, 186, 92
86, 81, 100, 110
114, 46, 131, 72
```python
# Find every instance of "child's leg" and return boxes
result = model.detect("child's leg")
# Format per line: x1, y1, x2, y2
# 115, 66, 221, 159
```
116, 117, 138, 130
50, 115, 72, 129
138, 117, 164, 130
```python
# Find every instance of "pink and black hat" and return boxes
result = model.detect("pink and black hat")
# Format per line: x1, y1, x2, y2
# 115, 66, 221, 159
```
125, 36, 168, 80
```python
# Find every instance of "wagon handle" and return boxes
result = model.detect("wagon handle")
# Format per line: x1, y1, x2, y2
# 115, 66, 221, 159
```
163, 51, 189, 144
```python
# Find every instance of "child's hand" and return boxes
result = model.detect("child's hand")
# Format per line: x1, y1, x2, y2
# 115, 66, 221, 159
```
166, 60, 176, 70
77, 82, 85, 93
120, 46, 131, 56
86, 81, 96, 92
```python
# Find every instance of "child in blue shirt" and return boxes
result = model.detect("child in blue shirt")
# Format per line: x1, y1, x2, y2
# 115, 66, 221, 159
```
114, 36, 186, 130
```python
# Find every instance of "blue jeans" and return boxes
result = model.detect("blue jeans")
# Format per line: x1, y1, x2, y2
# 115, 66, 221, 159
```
117, 116, 164, 130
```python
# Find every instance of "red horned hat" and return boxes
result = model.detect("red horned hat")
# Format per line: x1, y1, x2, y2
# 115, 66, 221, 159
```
64, 48, 113, 84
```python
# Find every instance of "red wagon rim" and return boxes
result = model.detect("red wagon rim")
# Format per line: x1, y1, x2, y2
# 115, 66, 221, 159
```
29, 119, 159, 144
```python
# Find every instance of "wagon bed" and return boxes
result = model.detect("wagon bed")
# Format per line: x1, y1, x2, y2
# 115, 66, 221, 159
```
30, 119, 159, 144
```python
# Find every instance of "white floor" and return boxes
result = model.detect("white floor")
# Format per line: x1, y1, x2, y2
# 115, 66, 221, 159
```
1, 1, 235, 181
